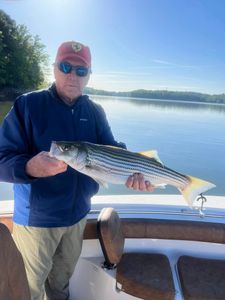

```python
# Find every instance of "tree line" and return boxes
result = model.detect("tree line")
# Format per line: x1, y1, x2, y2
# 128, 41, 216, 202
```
0, 10, 49, 101
85, 87, 225, 104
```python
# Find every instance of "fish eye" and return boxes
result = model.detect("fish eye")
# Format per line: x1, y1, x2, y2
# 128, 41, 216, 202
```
63, 144, 71, 151
58, 144, 71, 152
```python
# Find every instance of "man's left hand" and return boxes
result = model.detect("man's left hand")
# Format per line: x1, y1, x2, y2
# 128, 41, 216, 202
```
125, 173, 155, 192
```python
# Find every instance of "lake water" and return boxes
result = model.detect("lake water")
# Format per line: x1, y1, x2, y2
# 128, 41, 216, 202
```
1, 95, 225, 200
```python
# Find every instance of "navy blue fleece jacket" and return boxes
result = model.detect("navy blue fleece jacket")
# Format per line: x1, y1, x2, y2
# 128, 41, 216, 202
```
0, 85, 123, 227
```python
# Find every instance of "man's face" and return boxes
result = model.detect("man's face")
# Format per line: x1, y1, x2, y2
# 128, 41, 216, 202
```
54, 59, 90, 102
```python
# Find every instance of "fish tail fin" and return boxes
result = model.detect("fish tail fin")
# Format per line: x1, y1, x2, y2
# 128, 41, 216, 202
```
179, 176, 216, 207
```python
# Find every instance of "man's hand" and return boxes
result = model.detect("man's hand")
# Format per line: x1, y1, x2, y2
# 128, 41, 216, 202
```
25, 151, 68, 178
126, 173, 155, 192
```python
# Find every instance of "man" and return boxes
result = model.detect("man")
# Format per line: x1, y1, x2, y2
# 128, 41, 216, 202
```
0, 41, 153, 299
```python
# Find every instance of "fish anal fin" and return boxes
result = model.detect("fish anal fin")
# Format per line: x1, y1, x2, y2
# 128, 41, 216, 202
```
93, 177, 109, 188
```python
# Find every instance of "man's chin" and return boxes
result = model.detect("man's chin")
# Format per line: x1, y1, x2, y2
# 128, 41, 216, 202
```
65, 87, 81, 96
64, 91, 82, 102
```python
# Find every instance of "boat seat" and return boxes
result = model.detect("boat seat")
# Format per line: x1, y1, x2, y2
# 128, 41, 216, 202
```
97, 207, 175, 300
177, 255, 225, 300
0, 223, 30, 300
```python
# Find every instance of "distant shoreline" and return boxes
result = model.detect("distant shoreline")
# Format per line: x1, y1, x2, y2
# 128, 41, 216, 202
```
90, 93, 225, 106
0, 86, 225, 104
85, 87, 225, 105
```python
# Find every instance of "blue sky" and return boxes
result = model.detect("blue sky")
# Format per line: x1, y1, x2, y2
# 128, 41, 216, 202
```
1, 0, 225, 94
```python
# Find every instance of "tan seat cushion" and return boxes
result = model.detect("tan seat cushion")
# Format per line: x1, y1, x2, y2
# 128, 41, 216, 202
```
0, 223, 30, 300
178, 256, 225, 300
117, 253, 175, 300
97, 207, 124, 266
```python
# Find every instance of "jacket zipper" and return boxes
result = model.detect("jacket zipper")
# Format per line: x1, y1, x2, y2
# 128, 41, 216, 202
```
70, 106, 78, 223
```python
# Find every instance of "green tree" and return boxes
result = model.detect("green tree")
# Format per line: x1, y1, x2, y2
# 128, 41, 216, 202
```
0, 10, 49, 90
0, 10, 16, 86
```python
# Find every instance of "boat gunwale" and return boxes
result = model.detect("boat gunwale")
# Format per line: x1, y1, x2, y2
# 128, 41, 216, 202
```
2, 213, 225, 245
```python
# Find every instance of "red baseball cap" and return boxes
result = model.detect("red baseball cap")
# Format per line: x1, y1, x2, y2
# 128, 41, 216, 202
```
55, 41, 91, 66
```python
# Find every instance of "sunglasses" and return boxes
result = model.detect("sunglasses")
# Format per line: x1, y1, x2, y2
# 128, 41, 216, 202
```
57, 61, 90, 77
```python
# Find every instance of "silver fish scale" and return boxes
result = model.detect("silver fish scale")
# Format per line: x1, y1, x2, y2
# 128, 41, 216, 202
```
85, 143, 189, 188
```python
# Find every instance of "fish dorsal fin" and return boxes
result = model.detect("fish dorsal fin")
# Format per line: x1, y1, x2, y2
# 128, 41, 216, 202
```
106, 145, 124, 150
139, 150, 163, 164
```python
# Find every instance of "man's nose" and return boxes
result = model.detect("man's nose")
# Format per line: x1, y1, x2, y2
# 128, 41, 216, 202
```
67, 71, 78, 79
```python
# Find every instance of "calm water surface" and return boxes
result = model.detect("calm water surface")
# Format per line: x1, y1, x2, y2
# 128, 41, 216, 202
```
1, 96, 225, 200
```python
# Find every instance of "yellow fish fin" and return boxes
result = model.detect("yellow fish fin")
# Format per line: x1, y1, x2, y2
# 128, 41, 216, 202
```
139, 150, 163, 164
179, 175, 216, 207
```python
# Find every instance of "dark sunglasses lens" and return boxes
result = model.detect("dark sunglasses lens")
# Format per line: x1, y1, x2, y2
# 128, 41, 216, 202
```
76, 67, 89, 77
59, 62, 72, 74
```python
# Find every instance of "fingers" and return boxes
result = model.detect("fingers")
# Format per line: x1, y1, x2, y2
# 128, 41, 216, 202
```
125, 175, 134, 188
145, 181, 155, 192
40, 152, 67, 170
25, 152, 68, 178
126, 173, 155, 192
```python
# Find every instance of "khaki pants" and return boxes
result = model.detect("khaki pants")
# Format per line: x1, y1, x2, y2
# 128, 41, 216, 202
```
13, 217, 87, 300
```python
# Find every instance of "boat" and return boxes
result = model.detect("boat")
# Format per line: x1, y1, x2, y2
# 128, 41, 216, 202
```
1, 193, 225, 300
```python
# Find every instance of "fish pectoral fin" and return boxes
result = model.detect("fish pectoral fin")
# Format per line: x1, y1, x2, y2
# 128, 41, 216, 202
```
139, 150, 163, 165
93, 177, 109, 188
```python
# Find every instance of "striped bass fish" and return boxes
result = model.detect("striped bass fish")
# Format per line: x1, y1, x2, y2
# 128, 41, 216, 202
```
50, 141, 215, 207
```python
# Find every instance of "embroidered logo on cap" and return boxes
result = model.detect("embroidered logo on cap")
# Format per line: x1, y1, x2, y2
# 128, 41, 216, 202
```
71, 42, 82, 52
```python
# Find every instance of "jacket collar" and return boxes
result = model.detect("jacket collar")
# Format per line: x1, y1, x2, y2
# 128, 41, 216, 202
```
49, 83, 88, 108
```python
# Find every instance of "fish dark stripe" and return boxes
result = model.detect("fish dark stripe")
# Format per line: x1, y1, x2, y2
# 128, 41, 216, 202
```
88, 146, 188, 182
88, 144, 162, 167
95, 164, 188, 187
88, 145, 162, 169
89, 144, 182, 170
86, 145, 189, 186
87, 143, 187, 180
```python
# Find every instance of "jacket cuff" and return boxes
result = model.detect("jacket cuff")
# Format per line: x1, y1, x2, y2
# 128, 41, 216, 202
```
13, 159, 37, 183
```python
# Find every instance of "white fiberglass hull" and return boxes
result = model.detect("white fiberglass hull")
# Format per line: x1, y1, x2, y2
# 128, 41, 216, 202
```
69, 195, 225, 300
1, 194, 225, 300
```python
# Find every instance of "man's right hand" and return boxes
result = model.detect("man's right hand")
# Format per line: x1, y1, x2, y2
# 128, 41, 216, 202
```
25, 151, 68, 178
